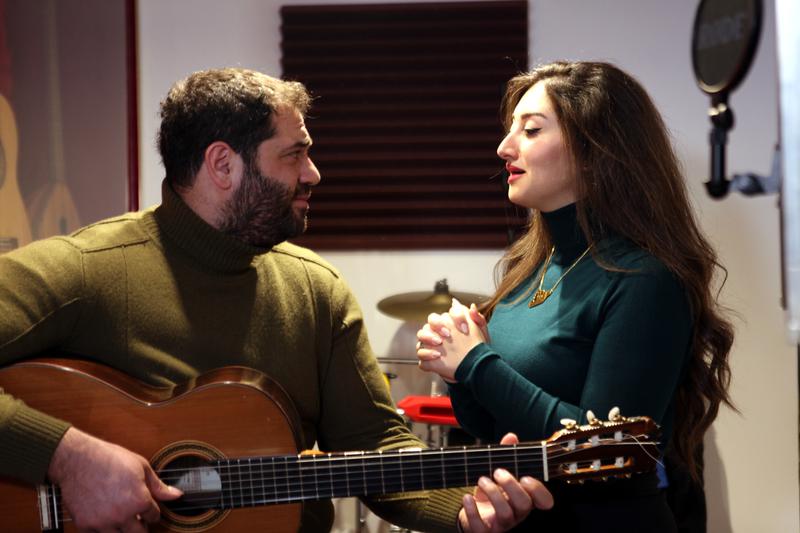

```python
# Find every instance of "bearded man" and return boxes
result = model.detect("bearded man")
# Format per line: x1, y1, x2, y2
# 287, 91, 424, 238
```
0, 68, 551, 533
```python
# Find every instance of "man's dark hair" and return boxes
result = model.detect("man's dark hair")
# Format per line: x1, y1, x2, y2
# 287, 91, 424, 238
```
157, 68, 311, 188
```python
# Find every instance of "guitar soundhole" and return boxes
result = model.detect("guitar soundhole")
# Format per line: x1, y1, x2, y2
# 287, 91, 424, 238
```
160, 455, 221, 517
151, 441, 229, 531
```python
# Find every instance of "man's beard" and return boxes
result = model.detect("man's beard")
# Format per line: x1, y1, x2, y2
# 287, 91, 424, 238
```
218, 159, 309, 248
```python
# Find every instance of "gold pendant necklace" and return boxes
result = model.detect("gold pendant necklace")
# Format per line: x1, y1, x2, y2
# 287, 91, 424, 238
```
529, 244, 593, 308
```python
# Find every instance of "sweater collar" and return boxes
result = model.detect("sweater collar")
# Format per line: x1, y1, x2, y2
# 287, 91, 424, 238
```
152, 180, 270, 273
541, 203, 590, 264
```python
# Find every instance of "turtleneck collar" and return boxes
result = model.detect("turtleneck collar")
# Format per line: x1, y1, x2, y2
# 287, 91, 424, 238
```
151, 180, 270, 273
541, 203, 590, 264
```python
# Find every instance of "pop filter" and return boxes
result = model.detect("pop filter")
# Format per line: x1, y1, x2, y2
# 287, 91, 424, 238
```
691, 0, 768, 199
692, 0, 762, 98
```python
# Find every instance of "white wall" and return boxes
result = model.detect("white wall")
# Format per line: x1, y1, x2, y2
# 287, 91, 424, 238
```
138, 1, 798, 531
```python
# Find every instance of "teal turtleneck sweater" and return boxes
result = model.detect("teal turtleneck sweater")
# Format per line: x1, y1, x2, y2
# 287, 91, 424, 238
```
450, 204, 692, 451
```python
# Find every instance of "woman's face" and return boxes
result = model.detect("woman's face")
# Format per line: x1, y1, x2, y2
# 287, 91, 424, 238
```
497, 81, 576, 212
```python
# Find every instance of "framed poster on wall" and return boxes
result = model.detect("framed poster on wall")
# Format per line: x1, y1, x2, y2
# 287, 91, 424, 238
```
0, 0, 137, 253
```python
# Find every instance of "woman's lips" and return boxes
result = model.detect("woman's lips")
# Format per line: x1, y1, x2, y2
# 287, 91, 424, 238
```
506, 164, 525, 183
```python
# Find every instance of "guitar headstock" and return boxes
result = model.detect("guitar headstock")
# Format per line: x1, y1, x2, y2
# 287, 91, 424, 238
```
544, 407, 661, 483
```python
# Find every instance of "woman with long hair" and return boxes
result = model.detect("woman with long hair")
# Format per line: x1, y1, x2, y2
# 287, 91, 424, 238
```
416, 61, 734, 531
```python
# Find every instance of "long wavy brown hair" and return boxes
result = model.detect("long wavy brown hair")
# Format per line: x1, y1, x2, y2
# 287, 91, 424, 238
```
483, 61, 734, 480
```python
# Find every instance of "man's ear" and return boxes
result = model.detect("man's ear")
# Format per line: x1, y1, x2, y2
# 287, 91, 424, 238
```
203, 141, 240, 191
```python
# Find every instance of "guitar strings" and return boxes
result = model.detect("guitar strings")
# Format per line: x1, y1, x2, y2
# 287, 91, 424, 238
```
173, 441, 651, 490
47, 442, 657, 496
152, 439, 654, 475
624, 433, 664, 469
46, 439, 659, 516
47, 441, 656, 495
104, 446, 645, 514
153, 443, 550, 474
49, 455, 565, 525
156, 440, 656, 479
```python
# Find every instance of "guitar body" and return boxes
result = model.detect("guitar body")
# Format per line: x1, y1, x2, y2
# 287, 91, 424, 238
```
0, 359, 304, 532
0, 92, 33, 253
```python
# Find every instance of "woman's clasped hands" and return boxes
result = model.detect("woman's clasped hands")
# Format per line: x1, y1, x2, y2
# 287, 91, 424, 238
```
416, 298, 490, 382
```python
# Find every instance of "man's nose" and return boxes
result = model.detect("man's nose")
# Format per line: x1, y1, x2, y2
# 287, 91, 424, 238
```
302, 157, 321, 186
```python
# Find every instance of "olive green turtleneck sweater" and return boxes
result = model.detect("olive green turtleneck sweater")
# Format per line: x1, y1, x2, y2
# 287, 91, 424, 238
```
0, 182, 465, 532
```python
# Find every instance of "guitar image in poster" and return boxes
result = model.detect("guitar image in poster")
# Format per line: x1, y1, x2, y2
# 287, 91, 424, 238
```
0, 92, 33, 254
28, 0, 80, 239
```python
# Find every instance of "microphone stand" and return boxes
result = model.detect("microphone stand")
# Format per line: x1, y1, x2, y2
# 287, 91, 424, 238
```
705, 93, 781, 199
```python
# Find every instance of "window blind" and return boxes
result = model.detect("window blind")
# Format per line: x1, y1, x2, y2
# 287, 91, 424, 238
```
281, 1, 528, 249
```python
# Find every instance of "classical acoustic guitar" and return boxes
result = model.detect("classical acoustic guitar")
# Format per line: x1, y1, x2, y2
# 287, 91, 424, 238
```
0, 92, 33, 254
27, 0, 81, 240
0, 359, 660, 532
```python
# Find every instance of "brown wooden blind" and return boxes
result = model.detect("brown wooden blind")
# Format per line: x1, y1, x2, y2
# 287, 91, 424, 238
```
281, 1, 528, 249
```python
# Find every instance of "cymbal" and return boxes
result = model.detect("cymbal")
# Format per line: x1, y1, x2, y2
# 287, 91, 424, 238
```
377, 279, 488, 322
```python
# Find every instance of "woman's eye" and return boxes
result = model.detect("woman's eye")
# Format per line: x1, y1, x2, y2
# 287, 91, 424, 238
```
524, 128, 541, 136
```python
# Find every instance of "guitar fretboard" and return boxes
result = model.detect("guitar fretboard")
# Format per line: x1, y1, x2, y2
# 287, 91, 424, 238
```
229, 446, 542, 507
162, 444, 550, 513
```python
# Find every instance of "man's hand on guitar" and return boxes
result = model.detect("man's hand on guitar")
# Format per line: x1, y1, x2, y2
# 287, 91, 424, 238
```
458, 433, 553, 533
47, 427, 182, 532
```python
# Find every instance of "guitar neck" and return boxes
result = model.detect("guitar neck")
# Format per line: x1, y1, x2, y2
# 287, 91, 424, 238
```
165, 443, 550, 512
159, 437, 657, 514
34, 439, 659, 529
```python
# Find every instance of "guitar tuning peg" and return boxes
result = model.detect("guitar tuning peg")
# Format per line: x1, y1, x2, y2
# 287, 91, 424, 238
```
586, 410, 601, 426
608, 406, 624, 422
560, 418, 578, 430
